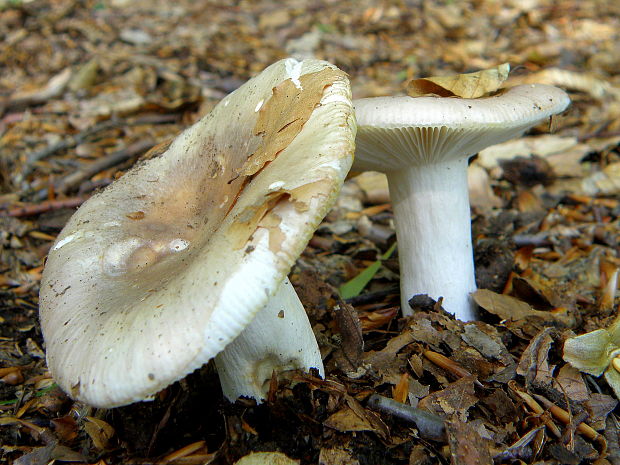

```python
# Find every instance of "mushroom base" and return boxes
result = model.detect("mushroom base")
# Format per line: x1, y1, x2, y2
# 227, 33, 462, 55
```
388, 159, 478, 321
214, 278, 324, 402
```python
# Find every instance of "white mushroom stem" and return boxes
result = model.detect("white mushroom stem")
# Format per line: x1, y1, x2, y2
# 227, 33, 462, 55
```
388, 158, 477, 321
214, 278, 324, 401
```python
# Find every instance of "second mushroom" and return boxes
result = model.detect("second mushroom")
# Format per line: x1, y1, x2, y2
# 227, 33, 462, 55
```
353, 83, 570, 321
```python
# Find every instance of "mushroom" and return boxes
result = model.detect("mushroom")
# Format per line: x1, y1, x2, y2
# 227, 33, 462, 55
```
352, 84, 570, 321
39, 58, 355, 407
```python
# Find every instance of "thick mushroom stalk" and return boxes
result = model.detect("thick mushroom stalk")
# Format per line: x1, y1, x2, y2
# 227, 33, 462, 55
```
353, 84, 570, 321
215, 278, 323, 401
388, 157, 475, 320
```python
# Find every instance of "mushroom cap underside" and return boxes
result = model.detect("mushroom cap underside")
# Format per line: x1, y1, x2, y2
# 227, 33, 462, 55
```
39, 58, 355, 408
353, 84, 570, 171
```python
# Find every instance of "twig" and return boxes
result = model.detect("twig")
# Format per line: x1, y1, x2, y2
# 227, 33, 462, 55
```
509, 383, 562, 437
53, 138, 155, 195
513, 232, 552, 248
23, 119, 121, 176
423, 350, 483, 387
345, 285, 399, 306
22, 113, 179, 177
367, 394, 446, 441
532, 394, 600, 442
4, 196, 86, 217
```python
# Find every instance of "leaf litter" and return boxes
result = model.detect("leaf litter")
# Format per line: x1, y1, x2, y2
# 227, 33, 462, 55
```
1, 0, 620, 464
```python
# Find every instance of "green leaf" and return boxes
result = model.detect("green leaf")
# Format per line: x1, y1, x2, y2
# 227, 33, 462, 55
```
338, 242, 397, 300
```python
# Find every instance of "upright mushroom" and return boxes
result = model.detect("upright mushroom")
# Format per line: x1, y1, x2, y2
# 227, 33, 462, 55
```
39, 58, 355, 407
353, 84, 570, 321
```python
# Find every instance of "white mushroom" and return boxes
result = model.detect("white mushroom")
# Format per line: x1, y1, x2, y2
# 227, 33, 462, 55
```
39, 58, 355, 407
353, 84, 570, 321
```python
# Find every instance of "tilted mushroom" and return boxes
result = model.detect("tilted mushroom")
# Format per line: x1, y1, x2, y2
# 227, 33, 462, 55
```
353, 84, 570, 321
39, 58, 355, 407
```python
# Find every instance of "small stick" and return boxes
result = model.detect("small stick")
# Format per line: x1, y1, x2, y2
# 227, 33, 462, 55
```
4, 196, 86, 217
367, 393, 445, 441
513, 233, 552, 248
22, 113, 179, 176
423, 350, 483, 387
532, 394, 600, 441
23, 119, 123, 176
510, 385, 562, 437
54, 138, 155, 195
345, 285, 399, 306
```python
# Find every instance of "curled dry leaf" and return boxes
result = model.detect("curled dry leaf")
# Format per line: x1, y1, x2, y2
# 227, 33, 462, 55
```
84, 416, 115, 450
323, 406, 376, 433
472, 289, 574, 338
406, 63, 510, 98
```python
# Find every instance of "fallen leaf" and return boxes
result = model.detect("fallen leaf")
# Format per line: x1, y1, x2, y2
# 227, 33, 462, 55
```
446, 416, 494, 465
406, 63, 510, 98
419, 376, 478, 421
331, 302, 364, 373
516, 327, 555, 388
554, 364, 590, 403
84, 416, 115, 450
318, 447, 360, 465
472, 289, 574, 337
323, 406, 374, 432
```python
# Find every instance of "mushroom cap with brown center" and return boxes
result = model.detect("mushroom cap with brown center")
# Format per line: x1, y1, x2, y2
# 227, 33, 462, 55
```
39, 59, 355, 408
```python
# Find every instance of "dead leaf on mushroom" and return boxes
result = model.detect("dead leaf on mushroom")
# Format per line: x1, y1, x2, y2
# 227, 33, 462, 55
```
406, 63, 510, 98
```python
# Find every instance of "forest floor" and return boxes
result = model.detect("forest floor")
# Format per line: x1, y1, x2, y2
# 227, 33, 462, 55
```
1, 0, 620, 464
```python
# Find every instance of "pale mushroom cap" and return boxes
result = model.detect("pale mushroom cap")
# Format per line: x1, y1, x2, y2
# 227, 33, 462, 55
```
39, 59, 355, 408
353, 84, 570, 172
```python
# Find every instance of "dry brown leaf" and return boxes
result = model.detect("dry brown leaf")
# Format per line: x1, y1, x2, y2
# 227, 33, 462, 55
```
419, 376, 478, 422
318, 447, 360, 465
84, 416, 115, 450
406, 64, 510, 98
363, 331, 414, 385
50, 416, 79, 443
239, 68, 345, 177
516, 327, 555, 388
585, 393, 618, 430
323, 406, 374, 432
331, 302, 364, 373
554, 364, 590, 403
446, 416, 494, 465
472, 289, 573, 327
